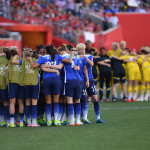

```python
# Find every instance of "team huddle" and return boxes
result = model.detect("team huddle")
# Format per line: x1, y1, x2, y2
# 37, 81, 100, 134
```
0, 43, 104, 127
0, 41, 150, 128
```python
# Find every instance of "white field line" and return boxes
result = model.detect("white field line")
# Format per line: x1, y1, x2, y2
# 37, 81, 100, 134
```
88, 107, 150, 110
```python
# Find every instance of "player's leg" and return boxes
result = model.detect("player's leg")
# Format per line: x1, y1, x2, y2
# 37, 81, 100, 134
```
112, 75, 119, 102
8, 83, 18, 127
18, 98, 24, 127
105, 71, 112, 102
80, 82, 90, 123
53, 94, 60, 125
145, 82, 149, 101
17, 85, 25, 127
0, 88, 9, 126
74, 99, 81, 125
99, 72, 105, 102
45, 95, 52, 126
25, 98, 31, 126
87, 80, 104, 123
66, 96, 74, 125
31, 83, 40, 127
132, 80, 138, 102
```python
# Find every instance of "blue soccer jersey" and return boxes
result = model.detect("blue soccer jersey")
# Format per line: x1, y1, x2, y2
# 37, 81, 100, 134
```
37, 54, 61, 79
77, 56, 86, 81
62, 54, 81, 83
85, 55, 94, 80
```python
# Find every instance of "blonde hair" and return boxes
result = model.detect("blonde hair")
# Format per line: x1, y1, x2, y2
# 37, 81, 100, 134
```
130, 52, 137, 56
21, 48, 32, 58
9, 46, 18, 51
76, 43, 86, 50
111, 42, 120, 51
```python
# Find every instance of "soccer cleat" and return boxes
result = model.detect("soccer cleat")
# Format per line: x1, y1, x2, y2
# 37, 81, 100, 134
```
10, 123, 16, 127
31, 124, 40, 127
0, 121, 7, 127
70, 123, 75, 126
61, 119, 70, 125
23, 120, 27, 126
106, 99, 110, 103
57, 120, 62, 126
100, 99, 104, 103
112, 97, 116, 102
83, 119, 91, 124
54, 120, 58, 126
126, 99, 131, 102
19, 123, 24, 127
76, 123, 80, 126
47, 121, 52, 127
96, 118, 105, 123
7, 123, 10, 127
27, 124, 32, 127
132, 99, 136, 102
38, 118, 47, 125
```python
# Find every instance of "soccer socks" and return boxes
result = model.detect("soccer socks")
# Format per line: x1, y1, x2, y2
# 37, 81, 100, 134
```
54, 102, 59, 120
128, 85, 132, 99
94, 102, 100, 120
19, 113, 24, 124
25, 106, 31, 124
58, 103, 63, 121
106, 88, 111, 99
0, 102, 4, 122
10, 114, 15, 124
145, 84, 149, 101
75, 103, 81, 124
46, 104, 51, 121
81, 98, 88, 120
140, 84, 145, 101
99, 88, 103, 100
4, 106, 10, 123
67, 104, 74, 124
133, 86, 138, 100
32, 105, 37, 124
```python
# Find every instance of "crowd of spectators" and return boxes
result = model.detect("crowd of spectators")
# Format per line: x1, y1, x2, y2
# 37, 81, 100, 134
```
0, 0, 150, 42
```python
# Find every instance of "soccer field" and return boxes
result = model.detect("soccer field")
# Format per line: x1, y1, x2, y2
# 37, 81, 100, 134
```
0, 102, 150, 150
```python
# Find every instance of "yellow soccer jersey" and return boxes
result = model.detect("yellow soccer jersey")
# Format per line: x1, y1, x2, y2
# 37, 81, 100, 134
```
120, 55, 128, 71
107, 49, 122, 57
137, 55, 150, 70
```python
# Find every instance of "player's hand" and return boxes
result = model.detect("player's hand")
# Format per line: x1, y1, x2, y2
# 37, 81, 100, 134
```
86, 80, 89, 88
26, 57, 32, 60
107, 64, 111, 67
41, 63, 49, 68
73, 66, 78, 70
56, 70, 60, 76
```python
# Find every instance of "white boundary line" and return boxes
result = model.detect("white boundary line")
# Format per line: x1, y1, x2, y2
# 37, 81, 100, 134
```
88, 107, 150, 110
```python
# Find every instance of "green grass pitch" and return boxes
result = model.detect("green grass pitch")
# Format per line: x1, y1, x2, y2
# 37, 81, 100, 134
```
0, 101, 150, 150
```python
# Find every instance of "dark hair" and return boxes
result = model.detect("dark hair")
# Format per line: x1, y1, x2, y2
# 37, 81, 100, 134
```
140, 49, 149, 55
46, 44, 57, 61
124, 47, 131, 53
66, 44, 74, 51
36, 44, 46, 54
58, 44, 67, 51
32, 52, 39, 59
100, 47, 106, 52
3, 47, 11, 60
9, 49, 18, 57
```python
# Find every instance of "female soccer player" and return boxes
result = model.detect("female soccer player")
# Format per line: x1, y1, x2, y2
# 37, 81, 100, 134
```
76, 43, 104, 123
0, 47, 10, 127
8, 48, 24, 127
95, 47, 112, 103
12, 49, 40, 127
